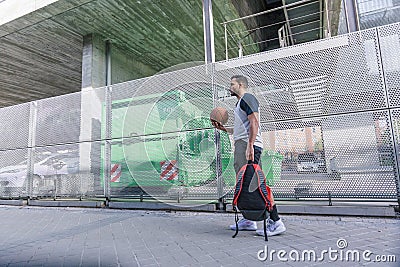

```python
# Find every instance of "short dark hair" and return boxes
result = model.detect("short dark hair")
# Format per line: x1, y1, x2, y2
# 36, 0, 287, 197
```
231, 75, 248, 88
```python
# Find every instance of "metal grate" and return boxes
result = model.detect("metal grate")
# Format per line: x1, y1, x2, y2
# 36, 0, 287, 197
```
35, 92, 82, 146
214, 26, 398, 200
31, 144, 95, 197
378, 23, 400, 108
0, 148, 28, 197
0, 103, 30, 150
0, 23, 399, 201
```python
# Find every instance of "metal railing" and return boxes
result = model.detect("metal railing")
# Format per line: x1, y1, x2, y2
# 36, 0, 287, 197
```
222, 0, 330, 59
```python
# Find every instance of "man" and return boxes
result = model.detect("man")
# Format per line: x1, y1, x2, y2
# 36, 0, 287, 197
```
211, 75, 286, 237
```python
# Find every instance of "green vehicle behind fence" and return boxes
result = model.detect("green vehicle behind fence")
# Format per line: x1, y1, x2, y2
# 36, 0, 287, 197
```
101, 88, 235, 195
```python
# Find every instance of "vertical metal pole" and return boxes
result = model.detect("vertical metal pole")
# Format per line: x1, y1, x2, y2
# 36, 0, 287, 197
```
352, 0, 361, 31
106, 40, 112, 87
278, 26, 284, 48
376, 29, 400, 206
211, 63, 224, 209
324, 0, 331, 37
224, 23, 228, 60
282, 0, 294, 45
343, 0, 359, 32
202, 0, 215, 63
27, 101, 38, 198
104, 40, 112, 200
389, 110, 400, 206
238, 42, 243, 58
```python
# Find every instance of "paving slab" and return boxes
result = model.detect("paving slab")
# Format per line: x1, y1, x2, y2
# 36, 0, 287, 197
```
0, 206, 398, 266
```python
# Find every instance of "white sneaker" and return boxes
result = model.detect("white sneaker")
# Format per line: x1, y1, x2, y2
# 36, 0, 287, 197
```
256, 219, 286, 236
230, 218, 257, 231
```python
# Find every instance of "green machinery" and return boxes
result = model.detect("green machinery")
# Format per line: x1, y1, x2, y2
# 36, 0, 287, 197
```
101, 88, 235, 195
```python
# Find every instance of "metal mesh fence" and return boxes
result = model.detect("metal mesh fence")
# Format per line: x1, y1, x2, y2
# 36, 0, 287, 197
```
0, 23, 399, 202
390, 109, 400, 199
30, 144, 96, 198
108, 64, 218, 199
378, 23, 400, 108
0, 103, 30, 150
35, 93, 82, 146
0, 148, 28, 197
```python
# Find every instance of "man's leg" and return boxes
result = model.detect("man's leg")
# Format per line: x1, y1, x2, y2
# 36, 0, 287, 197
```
233, 140, 248, 174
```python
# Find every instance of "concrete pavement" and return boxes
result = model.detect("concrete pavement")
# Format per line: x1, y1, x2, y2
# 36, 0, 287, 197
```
0, 205, 399, 267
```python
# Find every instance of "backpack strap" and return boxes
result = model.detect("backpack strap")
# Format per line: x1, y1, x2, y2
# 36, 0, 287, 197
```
232, 207, 239, 238
263, 210, 268, 241
232, 164, 249, 239
254, 164, 275, 211
232, 165, 247, 206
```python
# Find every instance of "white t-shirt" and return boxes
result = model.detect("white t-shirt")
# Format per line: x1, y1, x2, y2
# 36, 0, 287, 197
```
233, 93, 263, 148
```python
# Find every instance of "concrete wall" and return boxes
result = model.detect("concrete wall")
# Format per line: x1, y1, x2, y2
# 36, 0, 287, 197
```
111, 44, 157, 84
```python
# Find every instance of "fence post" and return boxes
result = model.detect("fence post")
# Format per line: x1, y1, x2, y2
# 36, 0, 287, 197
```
389, 110, 400, 207
103, 83, 113, 201
27, 101, 38, 198
376, 27, 400, 207
103, 40, 112, 201
211, 63, 225, 209
202, 0, 215, 64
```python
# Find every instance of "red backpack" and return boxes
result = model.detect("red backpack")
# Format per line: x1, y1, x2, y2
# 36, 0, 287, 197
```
232, 161, 275, 241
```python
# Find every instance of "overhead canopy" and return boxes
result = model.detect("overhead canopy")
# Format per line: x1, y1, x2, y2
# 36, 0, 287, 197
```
0, 0, 246, 107
0, 0, 339, 107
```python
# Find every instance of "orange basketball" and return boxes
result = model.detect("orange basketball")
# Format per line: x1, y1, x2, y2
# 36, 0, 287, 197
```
210, 107, 229, 125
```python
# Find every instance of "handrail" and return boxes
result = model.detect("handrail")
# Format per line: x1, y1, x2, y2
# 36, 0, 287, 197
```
221, 0, 316, 25
222, 0, 323, 60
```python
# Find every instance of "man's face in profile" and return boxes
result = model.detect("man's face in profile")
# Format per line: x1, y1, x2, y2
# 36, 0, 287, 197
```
229, 78, 239, 97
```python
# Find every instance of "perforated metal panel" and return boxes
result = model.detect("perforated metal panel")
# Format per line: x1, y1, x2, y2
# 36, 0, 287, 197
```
214, 26, 398, 200
0, 103, 30, 150
0, 23, 400, 201
378, 23, 400, 108
109, 125, 231, 199
357, 0, 400, 30
80, 87, 107, 142
31, 143, 97, 197
390, 108, 400, 199
35, 93, 82, 146
215, 29, 387, 121
108, 64, 220, 199
113, 64, 214, 140
34, 88, 106, 146
265, 112, 396, 198
0, 148, 28, 197
110, 78, 147, 140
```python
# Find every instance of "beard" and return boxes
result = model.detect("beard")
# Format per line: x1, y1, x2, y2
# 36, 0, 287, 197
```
229, 90, 238, 97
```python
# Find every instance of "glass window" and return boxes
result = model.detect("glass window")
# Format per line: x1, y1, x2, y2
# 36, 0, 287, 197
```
357, 0, 393, 14
356, 0, 400, 29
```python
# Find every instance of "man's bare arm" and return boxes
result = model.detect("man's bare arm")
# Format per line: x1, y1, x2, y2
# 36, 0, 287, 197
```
211, 120, 233, 134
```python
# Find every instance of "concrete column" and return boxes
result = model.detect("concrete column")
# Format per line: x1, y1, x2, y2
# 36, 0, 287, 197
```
79, 34, 107, 189
81, 34, 106, 89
